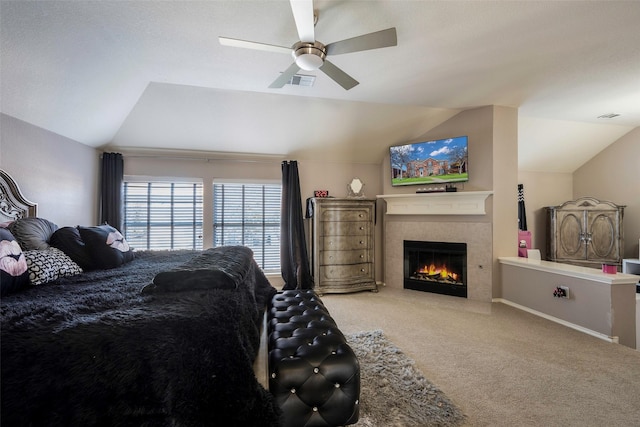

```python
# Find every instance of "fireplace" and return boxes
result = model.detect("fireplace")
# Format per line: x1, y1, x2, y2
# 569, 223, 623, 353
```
404, 240, 467, 297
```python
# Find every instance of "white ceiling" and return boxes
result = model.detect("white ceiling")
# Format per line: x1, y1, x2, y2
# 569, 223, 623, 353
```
1, 1, 638, 172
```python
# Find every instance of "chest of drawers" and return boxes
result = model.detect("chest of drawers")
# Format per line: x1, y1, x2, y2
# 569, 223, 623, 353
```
309, 198, 377, 294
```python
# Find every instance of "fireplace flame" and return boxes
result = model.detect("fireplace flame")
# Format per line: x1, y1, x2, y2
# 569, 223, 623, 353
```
418, 263, 459, 281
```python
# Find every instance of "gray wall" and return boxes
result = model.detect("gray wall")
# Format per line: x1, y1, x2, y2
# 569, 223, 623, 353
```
517, 171, 573, 258
3, 111, 637, 290
573, 127, 640, 260
121, 151, 385, 287
379, 105, 519, 300
500, 261, 636, 348
0, 114, 99, 226
518, 126, 639, 261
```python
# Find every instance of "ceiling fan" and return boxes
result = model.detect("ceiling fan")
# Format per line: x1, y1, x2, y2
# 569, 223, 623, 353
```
219, 0, 397, 90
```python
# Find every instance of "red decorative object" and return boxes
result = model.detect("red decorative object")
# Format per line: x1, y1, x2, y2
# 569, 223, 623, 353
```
314, 190, 329, 198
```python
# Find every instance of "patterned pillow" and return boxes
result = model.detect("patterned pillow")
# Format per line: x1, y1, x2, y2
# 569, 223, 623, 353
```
1, 228, 30, 296
23, 248, 83, 286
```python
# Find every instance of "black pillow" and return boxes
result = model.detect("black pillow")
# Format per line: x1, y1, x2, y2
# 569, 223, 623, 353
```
0, 228, 30, 296
77, 224, 134, 270
50, 227, 94, 271
8, 217, 58, 250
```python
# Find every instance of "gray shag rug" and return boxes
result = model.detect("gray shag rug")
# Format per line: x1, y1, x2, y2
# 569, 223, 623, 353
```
347, 330, 466, 427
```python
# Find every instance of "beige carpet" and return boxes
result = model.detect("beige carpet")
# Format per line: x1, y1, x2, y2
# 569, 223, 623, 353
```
320, 286, 640, 426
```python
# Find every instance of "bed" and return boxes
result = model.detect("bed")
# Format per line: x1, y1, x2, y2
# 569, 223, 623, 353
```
0, 169, 281, 426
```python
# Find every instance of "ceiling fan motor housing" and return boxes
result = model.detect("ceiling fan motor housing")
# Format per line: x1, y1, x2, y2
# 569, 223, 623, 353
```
292, 41, 326, 70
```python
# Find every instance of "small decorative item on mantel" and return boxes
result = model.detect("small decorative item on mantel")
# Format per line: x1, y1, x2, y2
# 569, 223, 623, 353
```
314, 190, 329, 198
347, 178, 365, 198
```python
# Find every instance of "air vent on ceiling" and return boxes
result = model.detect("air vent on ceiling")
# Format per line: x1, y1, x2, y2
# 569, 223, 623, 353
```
287, 74, 316, 87
597, 113, 621, 119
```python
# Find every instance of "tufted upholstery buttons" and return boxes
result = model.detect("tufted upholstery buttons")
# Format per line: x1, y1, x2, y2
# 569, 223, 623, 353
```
268, 290, 360, 427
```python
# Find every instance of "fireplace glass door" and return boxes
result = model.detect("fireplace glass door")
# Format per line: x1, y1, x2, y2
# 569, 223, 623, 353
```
404, 240, 467, 297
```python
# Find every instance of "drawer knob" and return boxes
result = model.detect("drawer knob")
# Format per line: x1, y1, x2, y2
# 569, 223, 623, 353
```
359, 226, 364, 230
359, 241, 364, 244
359, 254, 364, 258
361, 268, 365, 272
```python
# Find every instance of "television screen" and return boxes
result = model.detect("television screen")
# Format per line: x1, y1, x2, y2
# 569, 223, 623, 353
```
390, 136, 468, 187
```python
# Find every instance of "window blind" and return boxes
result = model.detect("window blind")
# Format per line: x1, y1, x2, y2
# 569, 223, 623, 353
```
213, 182, 281, 272
123, 181, 203, 250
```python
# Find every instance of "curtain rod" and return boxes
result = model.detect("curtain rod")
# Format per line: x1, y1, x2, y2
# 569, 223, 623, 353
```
118, 153, 287, 164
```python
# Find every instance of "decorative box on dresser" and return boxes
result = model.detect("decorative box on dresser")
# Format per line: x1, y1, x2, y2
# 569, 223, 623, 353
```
309, 197, 377, 294
546, 197, 625, 268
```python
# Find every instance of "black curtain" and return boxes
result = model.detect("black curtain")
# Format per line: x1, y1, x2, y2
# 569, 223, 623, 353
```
280, 161, 313, 290
518, 183, 527, 231
100, 152, 124, 230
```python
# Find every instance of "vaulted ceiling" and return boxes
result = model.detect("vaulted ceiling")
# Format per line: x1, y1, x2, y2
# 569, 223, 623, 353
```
2, 1, 638, 172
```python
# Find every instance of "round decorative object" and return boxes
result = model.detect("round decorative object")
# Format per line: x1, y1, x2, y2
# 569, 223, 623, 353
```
347, 178, 365, 198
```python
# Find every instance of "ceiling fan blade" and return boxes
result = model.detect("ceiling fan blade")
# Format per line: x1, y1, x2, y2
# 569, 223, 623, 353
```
325, 27, 397, 56
269, 62, 302, 88
290, 0, 315, 42
319, 60, 359, 90
219, 37, 291, 55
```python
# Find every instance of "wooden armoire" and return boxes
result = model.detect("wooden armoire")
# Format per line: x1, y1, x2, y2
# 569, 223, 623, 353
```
545, 197, 625, 268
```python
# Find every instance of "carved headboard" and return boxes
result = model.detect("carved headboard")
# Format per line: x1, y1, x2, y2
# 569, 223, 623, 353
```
0, 169, 38, 222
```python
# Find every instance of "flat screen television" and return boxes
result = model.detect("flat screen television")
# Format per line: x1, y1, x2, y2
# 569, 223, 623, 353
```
390, 136, 468, 187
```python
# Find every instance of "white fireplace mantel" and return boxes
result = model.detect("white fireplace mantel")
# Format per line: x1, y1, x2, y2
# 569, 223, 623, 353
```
377, 191, 493, 215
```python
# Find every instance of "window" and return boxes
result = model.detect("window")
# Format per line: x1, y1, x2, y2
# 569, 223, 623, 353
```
213, 182, 281, 272
123, 179, 203, 250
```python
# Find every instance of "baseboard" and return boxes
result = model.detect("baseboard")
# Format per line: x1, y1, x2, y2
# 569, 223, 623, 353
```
493, 298, 619, 344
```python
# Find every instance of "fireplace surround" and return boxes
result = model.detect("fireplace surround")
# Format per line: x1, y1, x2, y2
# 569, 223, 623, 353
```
382, 219, 493, 301
378, 192, 494, 302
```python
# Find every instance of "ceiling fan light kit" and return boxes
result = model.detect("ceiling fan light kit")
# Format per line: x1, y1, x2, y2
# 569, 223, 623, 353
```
292, 41, 326, 71
219, 0, 397, 90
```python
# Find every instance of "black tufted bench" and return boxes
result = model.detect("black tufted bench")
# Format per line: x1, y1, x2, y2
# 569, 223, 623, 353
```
268, 290, 360, 427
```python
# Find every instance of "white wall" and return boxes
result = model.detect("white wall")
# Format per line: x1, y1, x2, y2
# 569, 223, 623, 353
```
0, 114, 99, 226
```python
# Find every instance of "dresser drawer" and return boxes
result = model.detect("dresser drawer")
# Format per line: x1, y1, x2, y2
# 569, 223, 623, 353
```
320, 263, 373, 281
321, 235, 371, 251
321, 207, 372, 222
320, 249, 371, 265
321, 221, 370, 236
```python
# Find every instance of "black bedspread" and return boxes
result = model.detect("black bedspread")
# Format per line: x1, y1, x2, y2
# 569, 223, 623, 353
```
1, 247, 281, 426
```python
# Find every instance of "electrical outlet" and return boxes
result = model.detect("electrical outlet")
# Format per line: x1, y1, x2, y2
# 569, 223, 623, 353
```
553, 285, 570, 299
